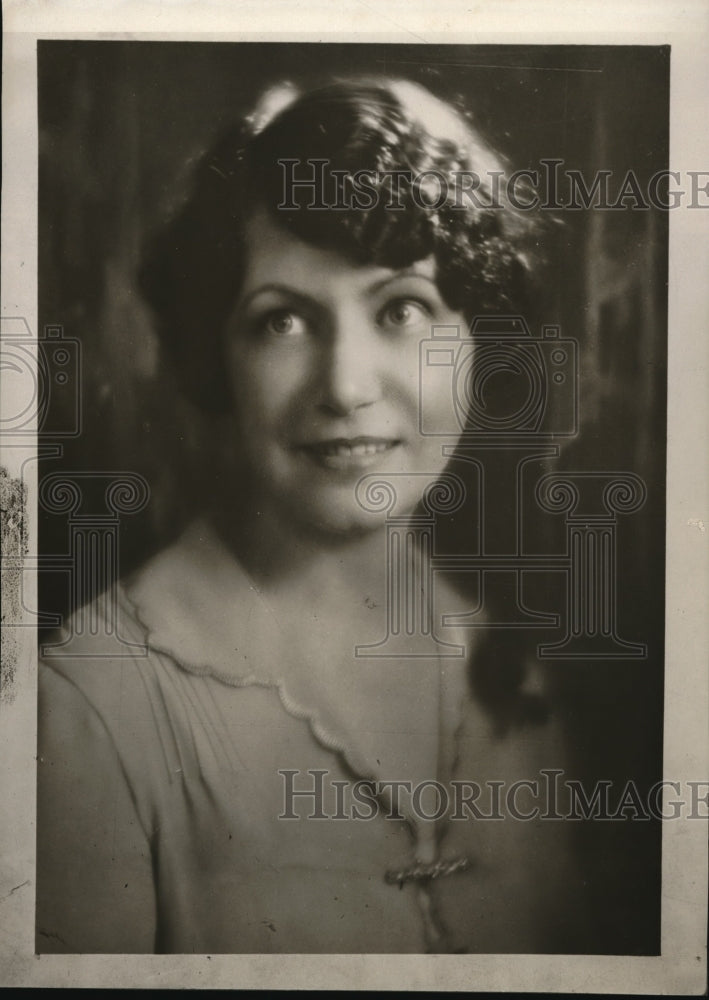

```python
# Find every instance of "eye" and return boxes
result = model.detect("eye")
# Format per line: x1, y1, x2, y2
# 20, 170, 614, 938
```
259, 309, 308, 337
379, 298, 431, 331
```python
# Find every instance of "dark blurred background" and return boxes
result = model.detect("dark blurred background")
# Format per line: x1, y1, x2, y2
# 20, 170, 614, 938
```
38, 42, 668, 954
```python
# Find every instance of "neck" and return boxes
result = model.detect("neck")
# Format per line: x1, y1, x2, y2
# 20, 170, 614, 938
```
208, 489, 393, 602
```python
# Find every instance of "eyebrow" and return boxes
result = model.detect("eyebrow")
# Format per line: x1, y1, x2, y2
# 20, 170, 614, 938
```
236, 270, 440, 311
237, 284, 316, 312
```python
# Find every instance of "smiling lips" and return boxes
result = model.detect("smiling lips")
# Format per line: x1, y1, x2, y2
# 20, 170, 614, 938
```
298, 436, 401, 472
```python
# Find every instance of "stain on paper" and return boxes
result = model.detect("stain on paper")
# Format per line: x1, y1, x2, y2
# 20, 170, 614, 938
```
0, 467, 28, 703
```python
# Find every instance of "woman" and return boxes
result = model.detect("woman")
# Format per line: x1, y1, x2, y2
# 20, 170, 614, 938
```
36, 76, 588, 954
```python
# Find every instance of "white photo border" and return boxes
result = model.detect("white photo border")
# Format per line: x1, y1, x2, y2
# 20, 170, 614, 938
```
1, 0, 707, 993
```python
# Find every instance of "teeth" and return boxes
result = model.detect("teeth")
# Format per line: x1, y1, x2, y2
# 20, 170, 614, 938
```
325, 441, 391, 456
301, 439, 398, 469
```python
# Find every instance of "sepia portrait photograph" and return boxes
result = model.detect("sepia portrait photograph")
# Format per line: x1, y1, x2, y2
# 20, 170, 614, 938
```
1, 0, 707, 993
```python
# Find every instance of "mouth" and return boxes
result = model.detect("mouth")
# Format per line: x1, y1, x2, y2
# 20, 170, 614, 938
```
297, 436, 402, 472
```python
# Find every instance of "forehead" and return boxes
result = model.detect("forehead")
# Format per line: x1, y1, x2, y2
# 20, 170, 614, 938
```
238, 207, 438, 299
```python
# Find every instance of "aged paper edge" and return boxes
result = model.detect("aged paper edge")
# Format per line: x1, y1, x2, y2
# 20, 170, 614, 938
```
1, 0, 707, 992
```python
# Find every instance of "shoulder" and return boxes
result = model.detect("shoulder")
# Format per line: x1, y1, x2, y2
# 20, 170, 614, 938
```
38, 591, 187, 836
38, 517, 259, 782
38, 542, 196, 790
39, 517, 221, 693
40, 580, 157, 705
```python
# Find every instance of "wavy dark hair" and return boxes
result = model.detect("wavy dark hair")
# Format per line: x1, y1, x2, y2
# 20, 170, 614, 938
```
139, 76, 552, 730
139, 76, 550, 413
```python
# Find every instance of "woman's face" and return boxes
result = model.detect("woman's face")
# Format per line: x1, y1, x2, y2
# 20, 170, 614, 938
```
224, 208, 468, 537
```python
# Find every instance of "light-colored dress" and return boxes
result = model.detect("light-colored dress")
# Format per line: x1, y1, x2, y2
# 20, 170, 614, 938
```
36, 519, 590, 954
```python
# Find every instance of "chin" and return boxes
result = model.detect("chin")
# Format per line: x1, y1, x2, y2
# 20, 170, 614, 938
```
282, 467, 440, 540
285, 483, 416, 540
293, 502, 389, 541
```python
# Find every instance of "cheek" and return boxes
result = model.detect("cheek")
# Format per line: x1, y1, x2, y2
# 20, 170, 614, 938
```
416, 338, 473, 437
383, 338, 429, 411
227, 351, 304, 435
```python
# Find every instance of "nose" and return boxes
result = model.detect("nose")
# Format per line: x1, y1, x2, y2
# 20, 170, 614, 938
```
316, 313, 381, 417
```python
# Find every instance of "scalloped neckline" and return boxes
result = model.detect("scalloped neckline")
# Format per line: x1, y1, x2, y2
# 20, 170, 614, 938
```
123, 517, 470, 834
